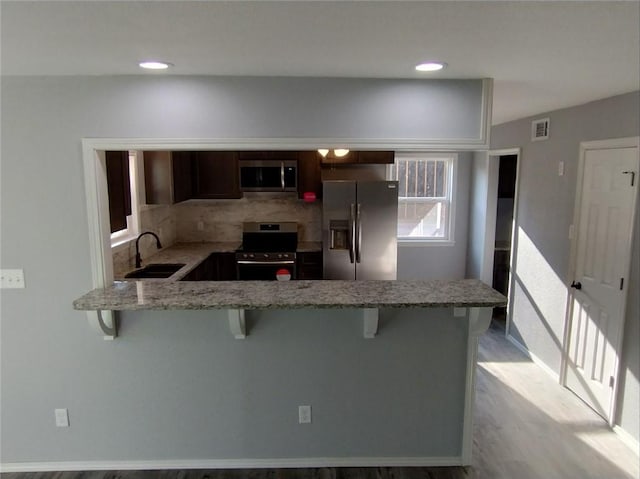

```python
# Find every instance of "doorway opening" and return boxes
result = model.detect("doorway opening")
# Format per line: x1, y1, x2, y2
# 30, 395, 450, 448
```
491, 154, 518, 330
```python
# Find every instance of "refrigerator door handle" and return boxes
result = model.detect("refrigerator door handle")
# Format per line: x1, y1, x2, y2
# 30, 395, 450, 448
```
356, 203, 362, 263
349, 203, 356, 264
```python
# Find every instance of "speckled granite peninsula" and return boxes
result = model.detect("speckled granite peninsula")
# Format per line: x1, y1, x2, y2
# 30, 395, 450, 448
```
72, 278, 506, 466
73, 279, 506, 311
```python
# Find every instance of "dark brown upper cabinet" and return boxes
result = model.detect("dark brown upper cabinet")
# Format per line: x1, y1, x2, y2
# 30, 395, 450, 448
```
357, 151, 395, 164
171, 151, 195, 203
319, 150, 394, 165
144, 151, 193, 205
297, 151, 322, 199
238, 151, 299, 161
318, 149, 357, 165
192, 151, 242, 199
105, 150, 131, 233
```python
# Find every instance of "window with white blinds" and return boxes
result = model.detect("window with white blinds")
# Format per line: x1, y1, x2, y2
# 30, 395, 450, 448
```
388, 153, 456, 241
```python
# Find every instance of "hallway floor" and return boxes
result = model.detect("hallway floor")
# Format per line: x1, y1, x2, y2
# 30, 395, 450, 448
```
472, 321, 638, 478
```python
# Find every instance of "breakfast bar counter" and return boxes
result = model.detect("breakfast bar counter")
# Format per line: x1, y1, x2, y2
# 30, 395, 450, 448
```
71, 279, 505, 467
73, 279, 505, 311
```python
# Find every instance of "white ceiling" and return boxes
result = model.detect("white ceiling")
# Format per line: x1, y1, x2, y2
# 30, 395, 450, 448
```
1, 1, 638, 125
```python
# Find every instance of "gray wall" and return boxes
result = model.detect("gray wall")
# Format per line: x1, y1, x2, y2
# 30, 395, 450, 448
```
397, 152, 471, 280
491, 91, 640, 442
0, 76, 485, 464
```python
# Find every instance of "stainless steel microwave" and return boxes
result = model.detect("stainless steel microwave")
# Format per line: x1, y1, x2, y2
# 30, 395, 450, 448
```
239, 160, 297, 192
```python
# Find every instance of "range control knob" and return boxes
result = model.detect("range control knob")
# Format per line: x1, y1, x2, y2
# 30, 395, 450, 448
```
249, 254, 255, 259
264, 254, 270, 259
277, 254, 283, 259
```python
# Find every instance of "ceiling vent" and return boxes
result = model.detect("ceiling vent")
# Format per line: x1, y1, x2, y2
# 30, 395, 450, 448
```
531, 118, 550, 141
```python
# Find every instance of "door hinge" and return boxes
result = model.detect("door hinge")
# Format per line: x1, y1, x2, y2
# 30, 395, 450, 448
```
620, 278, 624, 290
609, 376, 615, 388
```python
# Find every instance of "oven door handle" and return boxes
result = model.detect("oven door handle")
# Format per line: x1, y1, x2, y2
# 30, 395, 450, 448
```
237, 260, 295, 265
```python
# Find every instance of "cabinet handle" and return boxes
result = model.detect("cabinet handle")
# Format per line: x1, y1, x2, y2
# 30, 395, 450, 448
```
281, 161, 285, 191
570, 281, 582, 290
237, 260, 295, 265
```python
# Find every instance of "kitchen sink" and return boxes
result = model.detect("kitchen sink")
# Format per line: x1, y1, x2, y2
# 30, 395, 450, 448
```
124, 263, 185, 279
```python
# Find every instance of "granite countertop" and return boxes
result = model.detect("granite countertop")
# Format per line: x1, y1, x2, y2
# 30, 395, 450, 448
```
73, 279, 507, 311
297, 241, 322, 252
115, 241, 323, 281
114, 242, 241, 281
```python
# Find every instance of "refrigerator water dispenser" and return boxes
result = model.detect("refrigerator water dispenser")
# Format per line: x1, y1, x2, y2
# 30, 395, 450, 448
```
329, 220, 350, 250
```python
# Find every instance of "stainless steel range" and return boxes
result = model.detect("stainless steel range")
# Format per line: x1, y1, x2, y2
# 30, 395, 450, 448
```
236, 222, 298, 280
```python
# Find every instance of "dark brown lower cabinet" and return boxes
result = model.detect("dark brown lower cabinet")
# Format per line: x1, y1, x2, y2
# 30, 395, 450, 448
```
214, 253, 237, 281
296, 251, 323, 280
181, 255, 214, 281
181, 253, 237, 281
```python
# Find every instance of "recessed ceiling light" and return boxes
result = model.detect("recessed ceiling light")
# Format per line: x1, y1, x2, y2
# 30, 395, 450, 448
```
415, 62, 446, 72
139, 61, 172, 70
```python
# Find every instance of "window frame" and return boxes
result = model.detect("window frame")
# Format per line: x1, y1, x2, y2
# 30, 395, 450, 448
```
110, 150, 143, 249
387, 152, 457, 246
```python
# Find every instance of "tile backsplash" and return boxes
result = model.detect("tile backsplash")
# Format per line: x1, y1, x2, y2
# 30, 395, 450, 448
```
113, 193, 321, 274
112, 204, 176, 273
174, 193, 321, 242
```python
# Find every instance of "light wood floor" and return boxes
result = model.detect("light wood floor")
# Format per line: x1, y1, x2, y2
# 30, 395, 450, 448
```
2, 322, 638, 479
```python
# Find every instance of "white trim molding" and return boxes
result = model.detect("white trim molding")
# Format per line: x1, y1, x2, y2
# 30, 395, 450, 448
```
80, 131, 492, 339
1, 456, 463, 473
613, 425, 640, 456
507, 334, 560, 382
487, 147, 522, 338
461, 307, 493, 465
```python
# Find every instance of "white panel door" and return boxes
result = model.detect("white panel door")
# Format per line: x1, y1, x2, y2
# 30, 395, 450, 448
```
565, 146, 637, 420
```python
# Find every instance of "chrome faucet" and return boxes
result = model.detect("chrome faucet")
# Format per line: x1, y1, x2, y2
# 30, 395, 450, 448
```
135, 231, 162, 268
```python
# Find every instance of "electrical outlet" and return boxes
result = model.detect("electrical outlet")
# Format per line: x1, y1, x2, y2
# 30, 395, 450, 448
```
197, 221, 205, 231
55, 408, 69, 427
1, 269, 25, 289
298, 405, 312, 424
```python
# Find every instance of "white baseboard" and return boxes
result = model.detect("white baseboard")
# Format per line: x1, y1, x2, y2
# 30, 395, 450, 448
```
0, 456, 462, 473
506, 333, 560, 382
613, 425, 640, 456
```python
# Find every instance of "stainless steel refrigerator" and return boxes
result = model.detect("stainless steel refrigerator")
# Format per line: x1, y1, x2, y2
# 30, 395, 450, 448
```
323, 180, 398, 280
